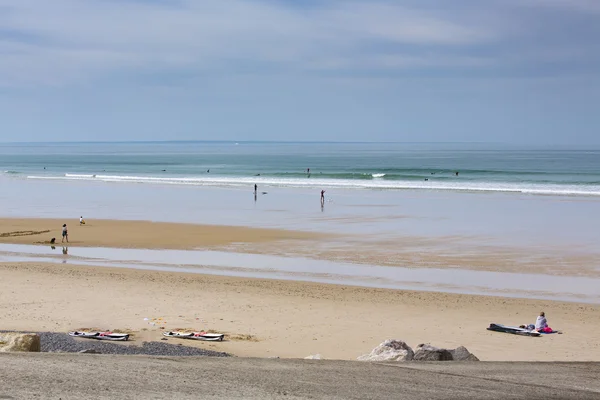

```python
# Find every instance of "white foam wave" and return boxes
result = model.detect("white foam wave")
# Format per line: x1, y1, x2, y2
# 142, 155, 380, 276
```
22, 173, 600, 197
372, 173, 386, 178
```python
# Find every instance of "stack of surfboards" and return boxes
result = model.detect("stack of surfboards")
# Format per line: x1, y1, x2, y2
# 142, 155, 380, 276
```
68, 331, 130, 341
163, 331, 225, 341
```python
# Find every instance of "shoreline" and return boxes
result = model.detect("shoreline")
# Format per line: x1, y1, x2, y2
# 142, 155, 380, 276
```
1, 261, 598, 361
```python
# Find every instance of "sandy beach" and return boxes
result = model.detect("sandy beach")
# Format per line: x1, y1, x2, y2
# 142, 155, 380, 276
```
1, 261, 598, 361
0, 218, 326, 249
1, 217, 598, 361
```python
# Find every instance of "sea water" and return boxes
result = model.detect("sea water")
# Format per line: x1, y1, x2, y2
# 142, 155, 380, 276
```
1, 141, 600, 195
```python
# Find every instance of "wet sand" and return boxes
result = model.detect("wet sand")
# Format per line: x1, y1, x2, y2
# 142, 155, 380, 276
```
0, 218, 326, 249
1, 217, 599, 278
1, 262, 598, 361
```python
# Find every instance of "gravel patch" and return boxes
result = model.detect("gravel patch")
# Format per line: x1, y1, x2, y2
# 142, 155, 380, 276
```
2, 331, 230, 357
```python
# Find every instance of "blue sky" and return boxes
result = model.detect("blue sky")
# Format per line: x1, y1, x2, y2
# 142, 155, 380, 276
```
0, 0, 599, 144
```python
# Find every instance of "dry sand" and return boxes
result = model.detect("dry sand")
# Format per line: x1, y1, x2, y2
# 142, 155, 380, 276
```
1, 262, 598, 361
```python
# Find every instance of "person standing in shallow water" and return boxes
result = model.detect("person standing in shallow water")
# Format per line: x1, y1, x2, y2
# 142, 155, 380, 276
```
61, 224, 68, 243
320, 190, 325, 205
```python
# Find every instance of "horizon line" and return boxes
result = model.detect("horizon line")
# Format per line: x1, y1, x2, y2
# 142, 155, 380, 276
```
0, 139, 545, 145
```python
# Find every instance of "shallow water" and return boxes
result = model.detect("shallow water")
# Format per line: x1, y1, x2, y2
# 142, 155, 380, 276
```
1, 244, 598, 303
1, 176, 599, 248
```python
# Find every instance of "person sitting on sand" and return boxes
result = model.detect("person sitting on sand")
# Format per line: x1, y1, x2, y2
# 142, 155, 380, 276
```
61, 224, 69, 243
535, 311, 553, 332
79, 216, 85, 225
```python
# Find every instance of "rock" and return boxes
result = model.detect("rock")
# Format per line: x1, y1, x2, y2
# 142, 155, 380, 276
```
413, 344, 453, 361
413, 344, 479, 361
304, 354, 322, 360
78, 349, 101, 354
357, 339, 414, 362
0, 333, 41, 352
449, 346, 479, 361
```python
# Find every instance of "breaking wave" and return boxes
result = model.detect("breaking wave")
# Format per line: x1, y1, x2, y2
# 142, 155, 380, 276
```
20, 173, 600, 197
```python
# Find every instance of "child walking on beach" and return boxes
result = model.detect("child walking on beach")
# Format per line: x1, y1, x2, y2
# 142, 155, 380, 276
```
62, 224, 68, 243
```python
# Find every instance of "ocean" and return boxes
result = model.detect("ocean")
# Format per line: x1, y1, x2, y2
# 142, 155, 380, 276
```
1, 141, 600, 196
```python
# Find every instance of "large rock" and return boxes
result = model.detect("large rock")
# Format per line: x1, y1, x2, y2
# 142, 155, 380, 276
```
357, 340, 414, 362
413, 344, 479, 361
413, 344, 453, 361
0, 333, 41, 352
449, 346, 479, 361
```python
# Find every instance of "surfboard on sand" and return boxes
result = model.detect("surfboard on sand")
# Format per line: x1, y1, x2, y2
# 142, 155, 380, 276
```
486, 323, 541, 337
163, 331, 224, 341
68, 331, 130, 341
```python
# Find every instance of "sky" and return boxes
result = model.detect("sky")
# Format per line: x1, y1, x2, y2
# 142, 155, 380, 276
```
0, 0, 599, 144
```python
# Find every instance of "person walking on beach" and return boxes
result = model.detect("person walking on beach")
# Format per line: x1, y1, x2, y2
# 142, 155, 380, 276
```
61, 224, 68, 243
254, 184, 258, 194
320, 190, 326, 205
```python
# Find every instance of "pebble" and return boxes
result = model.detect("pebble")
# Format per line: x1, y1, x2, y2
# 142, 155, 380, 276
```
25, 332, 230, 357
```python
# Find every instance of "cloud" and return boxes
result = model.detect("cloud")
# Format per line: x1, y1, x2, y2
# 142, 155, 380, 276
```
522, 0, 600, 13
0, 0, 496, 85
0, 0, 598, 87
